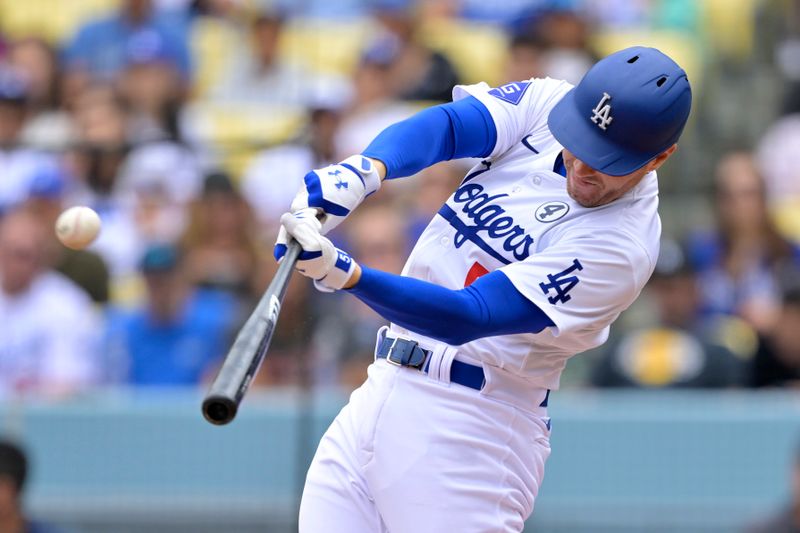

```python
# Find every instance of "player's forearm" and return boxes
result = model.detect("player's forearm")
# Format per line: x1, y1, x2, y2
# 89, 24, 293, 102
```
346, 267, 553, 345
361, 96, 496, 180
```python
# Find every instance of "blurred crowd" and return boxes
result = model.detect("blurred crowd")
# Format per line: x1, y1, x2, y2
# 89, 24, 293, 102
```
0, 0, 800, 399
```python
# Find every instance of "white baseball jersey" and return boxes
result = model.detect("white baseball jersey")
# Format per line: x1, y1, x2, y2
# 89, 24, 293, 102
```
390, 78, 661, 390
0, 271, 100, 397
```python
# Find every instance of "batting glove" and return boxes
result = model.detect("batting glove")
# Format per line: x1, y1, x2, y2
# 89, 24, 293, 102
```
274, 209, 358, 292
289, 155, 381, 235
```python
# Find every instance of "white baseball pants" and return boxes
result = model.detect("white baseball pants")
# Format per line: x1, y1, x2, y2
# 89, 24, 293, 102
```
298, 351, 551, 533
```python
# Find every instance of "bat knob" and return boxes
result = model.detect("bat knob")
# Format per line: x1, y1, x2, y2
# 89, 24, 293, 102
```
202, 396, 237, 425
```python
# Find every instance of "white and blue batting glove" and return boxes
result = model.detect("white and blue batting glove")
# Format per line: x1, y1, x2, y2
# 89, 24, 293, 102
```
289, 155, 381, 235
274, 209, 357, 292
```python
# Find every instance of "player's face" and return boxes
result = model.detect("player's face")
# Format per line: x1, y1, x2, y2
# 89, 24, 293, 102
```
562, 147, 676, 207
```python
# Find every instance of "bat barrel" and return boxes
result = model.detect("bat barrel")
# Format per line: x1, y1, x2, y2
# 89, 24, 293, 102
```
201, 240, 302, 425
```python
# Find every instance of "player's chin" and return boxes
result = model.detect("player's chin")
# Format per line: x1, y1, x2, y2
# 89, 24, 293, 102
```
567, 179, 604, 208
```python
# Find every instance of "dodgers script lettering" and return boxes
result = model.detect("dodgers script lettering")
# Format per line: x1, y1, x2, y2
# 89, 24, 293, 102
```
452, 183, 534, 261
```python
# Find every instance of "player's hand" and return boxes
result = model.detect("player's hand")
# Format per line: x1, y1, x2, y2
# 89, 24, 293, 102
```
288, 155, 381, 235
275, 209, 358, 292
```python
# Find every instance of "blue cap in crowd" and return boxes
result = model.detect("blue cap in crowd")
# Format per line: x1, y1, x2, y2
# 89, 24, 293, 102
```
548, 46, 692, 176
124, 28, 178, 69
139, 243, 179, 273
27, 165, 67, 200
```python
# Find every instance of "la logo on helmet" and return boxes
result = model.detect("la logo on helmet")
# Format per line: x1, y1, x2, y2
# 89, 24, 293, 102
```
590, 92, 613, 130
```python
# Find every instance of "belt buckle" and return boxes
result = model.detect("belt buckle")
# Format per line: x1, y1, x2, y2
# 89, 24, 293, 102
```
386, 337, 428, 370
386, 337, 403, 366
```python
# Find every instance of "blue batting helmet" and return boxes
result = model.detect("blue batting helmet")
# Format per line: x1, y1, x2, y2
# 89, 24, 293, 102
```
547, 46, 692, 176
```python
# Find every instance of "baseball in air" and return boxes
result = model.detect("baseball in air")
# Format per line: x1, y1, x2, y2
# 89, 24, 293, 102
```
55, 206, 101, 250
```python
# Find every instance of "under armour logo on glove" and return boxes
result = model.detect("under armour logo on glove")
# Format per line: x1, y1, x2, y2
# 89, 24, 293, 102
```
288, 155, 382, 235
539, 259, 583, 304
590, 92, 613, 130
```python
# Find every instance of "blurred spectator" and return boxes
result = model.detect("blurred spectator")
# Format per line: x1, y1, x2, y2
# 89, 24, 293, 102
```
63, 0, 191, 83
185, 0, 251, 98
687, 151, 800, 334
0, 66, 61, 215
0, 209, 101, 398
67, 85, 199, 278
581, 0, 650, 29
188, 0, 243, 19
523, 9, 595, 84
503, 33, 549, 83
7, 38, 73, 150
209, 9, 324, 106
180, 172, 263, 303
104, 243, 236, 386
67, 85, 129, 152
64, 85, 142, 277
458, 0, 547, 25
311, 205, 408, 388
23, 167, 110, 304
241, 95, 347, 226
0, 439, 65, 533
756, 114, 800, 205
756, 114, 800, 242
115, 29, 188, 143
334, 40, 415, 158
114, 142, 203, 272
271, 0, 365, 18
371, 2, 461, 102
116, 140, 203, 219
590, 239, 744, 388
750, 288, 800, 388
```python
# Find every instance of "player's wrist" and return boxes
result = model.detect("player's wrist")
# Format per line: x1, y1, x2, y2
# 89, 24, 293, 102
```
338, 155, 382, 196
342, 263, 362, 289
363, 157, 387, 182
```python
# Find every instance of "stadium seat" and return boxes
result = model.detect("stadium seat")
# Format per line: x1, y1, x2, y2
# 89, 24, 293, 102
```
0, 0, 115, 44
189, 17, 244, 99
417, 20, 508, 86
772, 199, 800, 243
591, 29, 702, 90
700, 0, 759, 61
279, 18, 374, 76
182, 102, 306, 177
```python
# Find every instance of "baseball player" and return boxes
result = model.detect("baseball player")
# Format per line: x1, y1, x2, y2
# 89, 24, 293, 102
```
274, 46, 692, 532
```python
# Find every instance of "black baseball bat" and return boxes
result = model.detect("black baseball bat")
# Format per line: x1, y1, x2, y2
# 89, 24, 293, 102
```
202, 240, 302, 425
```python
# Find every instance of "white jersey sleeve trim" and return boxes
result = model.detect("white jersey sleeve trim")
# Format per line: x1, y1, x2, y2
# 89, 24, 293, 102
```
452, 78, 573, 158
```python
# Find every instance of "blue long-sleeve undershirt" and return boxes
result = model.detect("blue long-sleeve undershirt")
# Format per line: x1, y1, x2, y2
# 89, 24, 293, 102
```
361, 95, 497, 179
347, 267, 554, 346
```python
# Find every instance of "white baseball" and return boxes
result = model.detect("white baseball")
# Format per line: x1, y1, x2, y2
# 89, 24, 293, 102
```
55, 206, 102, 250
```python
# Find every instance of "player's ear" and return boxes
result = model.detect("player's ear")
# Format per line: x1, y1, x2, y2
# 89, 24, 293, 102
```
648, 144, 678, 171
